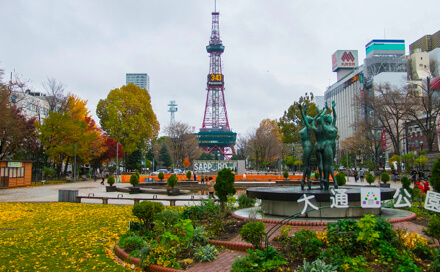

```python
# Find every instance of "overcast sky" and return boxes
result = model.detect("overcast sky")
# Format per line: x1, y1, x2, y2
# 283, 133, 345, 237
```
1, 0, 439, 137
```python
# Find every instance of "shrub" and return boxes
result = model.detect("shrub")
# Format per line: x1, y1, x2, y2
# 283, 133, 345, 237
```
158, 171, 165, 181
117, 233, 146, 253
335, 171, 346, 186
401, 176, 411, 189
181, 199, 220, 221
43, 167, 56, 179
314, 171, 320, 180
153, 210, 181, 233
366, 173, 375, 185
286, 229, 323, 261
231, 247, 287, 272
423, 214, 440, 244
130, 174, 139, 187
132, 201, 164, 227
107, 175, 115, 186
214, 168, 236, 209
381, 172, 390, 183
237, 193, 257, 209
240, 221, 266, 249
186, 171, 191, 180
326, 219, 360, 254
430, 157, 440, 192
194, 244, 218, 263
167, 174, 178, 188
283, 171, 289, 179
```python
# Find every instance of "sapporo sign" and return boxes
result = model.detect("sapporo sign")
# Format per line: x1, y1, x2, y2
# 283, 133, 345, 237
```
193, 160, 237, 172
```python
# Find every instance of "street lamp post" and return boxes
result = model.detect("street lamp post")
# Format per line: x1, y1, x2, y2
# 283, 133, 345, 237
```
73, 142, 77, 183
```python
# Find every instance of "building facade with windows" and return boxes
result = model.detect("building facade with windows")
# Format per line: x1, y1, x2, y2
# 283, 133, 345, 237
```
126, 73, 150, 90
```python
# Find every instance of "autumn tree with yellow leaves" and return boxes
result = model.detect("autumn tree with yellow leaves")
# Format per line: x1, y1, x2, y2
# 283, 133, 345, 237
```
96, 83, 159, 155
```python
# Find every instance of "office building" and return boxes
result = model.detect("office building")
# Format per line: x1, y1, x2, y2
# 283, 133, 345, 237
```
126, 73, 150, 90
409, 30, 440, 54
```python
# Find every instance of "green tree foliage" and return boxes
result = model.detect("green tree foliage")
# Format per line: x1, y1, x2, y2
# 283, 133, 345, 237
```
159, 144, 173, 167
132, 201, 164, 227
38, 95, 105, 176
199, 152, 214, 160
158, 171, 165, 181
107, 175, 115, 186
96, 83, 159, 154
430, 157, 440, 192
214, 168, 236, 209
130, 174, 139, 187
278, 93, 321, 144
336, 171, 346, 186
239, 221, 266, 249
126, 149, 142, 171
167, 174, 178, 188
381, 172, 390, 184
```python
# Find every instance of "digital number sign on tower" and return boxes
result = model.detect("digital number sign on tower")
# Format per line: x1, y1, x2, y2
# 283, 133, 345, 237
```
208, 74, 224, 86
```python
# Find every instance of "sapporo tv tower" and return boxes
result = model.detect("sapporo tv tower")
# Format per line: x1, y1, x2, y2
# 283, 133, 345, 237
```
198, 8, 236, 160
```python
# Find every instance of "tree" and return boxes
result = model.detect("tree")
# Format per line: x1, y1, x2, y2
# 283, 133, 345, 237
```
0, 69, 39, 160
126, 149, 142, 171
249, 119, 283, 169
183, 157, 190, 168
164, 122, 201, 168
38, 95, 104, 176
406, 77, 440, 152
364, 83, 412, 171
278, 92, 320, 145
198, 152, 214, 160
158, 144, 172, 168
42, 77, 70, 113
96, 83, 159, 154
214, 168, 236, 210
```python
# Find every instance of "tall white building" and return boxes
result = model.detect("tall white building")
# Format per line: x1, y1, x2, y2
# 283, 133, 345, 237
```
126, 73, 150, 90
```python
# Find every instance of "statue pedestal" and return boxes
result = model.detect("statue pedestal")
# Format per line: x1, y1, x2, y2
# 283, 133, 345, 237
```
247, 186, 396, 218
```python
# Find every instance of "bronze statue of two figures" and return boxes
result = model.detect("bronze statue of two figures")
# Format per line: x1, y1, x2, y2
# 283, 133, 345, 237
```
299, 101, 338, 191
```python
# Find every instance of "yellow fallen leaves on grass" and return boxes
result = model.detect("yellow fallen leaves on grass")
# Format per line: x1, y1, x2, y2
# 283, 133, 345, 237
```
0, 202, 137, 271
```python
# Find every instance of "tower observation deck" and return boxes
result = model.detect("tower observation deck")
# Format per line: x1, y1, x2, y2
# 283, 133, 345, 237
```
198, 11, 236, 160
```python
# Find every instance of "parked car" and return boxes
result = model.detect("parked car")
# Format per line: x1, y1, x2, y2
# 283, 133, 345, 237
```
173, 169, 183, 174
151, 169, 169, 175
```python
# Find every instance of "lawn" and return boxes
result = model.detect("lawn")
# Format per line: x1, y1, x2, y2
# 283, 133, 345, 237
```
0, 202, 137, 271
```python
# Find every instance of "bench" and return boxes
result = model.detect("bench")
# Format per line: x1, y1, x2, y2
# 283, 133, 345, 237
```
75, 193, 218, 206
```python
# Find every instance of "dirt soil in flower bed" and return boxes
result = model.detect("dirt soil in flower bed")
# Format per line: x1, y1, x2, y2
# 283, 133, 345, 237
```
198, 214, 249, 241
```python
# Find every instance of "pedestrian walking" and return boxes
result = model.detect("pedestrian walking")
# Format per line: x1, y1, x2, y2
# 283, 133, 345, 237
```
359, 169, 364, 182
101, 172, 105, 185
354, 169, 358, 182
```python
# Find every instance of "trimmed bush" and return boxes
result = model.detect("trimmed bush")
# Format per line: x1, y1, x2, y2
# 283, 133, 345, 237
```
430, 157, 440, 192
117, 233, 145, 253
381, 172, 390, 183
130, 174, 139, 187
158, 171, 165, 181
401, 176, 412, 191
167, 174, 178, 188
214, 168, 236, 209
366, 173, 375, 185
314, 171, 320, 180
132, 201, 164, 227
335, 171, 346, 186
283, 171, 289, 179
186, 171, 192, 181
107, 175, 115, 186
239, 221, 266, 249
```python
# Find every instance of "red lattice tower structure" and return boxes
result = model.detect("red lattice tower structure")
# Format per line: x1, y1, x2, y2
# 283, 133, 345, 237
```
198, 11, 236, 160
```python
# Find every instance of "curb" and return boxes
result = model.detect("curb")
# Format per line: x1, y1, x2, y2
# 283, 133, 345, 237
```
232, 212, 329, 226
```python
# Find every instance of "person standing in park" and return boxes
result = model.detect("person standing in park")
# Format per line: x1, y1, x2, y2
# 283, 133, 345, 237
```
359, 168, 364, 182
